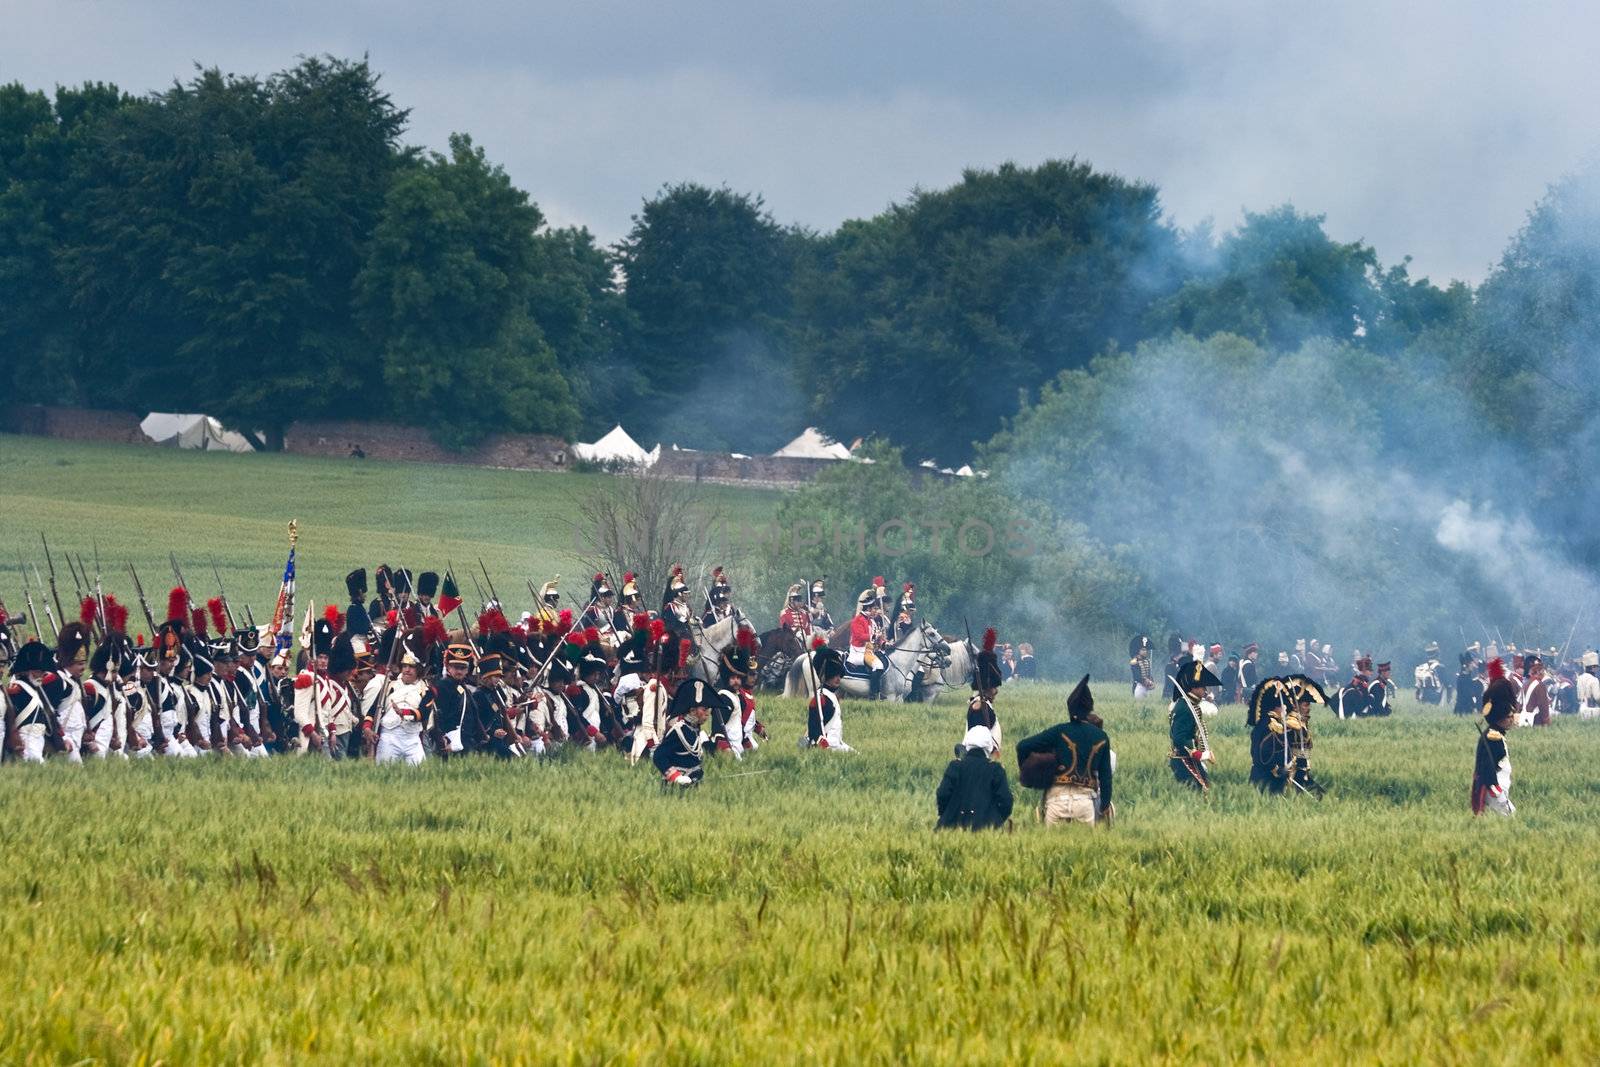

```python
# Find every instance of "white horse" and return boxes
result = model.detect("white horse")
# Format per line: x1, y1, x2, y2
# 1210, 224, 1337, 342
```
689, 607, 753, 683
920, 635, 975, 703
782, 620, 950, 703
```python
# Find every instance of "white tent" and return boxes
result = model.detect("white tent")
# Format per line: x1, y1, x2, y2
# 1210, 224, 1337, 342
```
140, 413, 254, 453
773, 427, 852, 460
574, 424, 651, 465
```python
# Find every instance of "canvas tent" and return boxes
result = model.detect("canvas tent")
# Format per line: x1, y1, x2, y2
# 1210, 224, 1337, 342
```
140, 413, 254, 453
574, 424, 652, 465
772, 427, 852, 460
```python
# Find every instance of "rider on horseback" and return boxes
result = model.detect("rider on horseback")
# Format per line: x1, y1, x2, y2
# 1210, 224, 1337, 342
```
849, 580, 889, 700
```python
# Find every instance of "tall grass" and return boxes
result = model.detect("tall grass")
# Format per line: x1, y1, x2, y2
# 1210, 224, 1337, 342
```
1, 684, 1596, 1064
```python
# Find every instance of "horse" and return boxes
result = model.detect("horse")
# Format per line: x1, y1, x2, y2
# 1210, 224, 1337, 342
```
756, 626, 804, 692
688, 607, 753, 683
919, 634, 975, 703
782, 619, 950, 703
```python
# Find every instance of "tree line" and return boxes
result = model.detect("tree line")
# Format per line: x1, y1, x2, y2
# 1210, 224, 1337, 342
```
4, 54, 1481, 460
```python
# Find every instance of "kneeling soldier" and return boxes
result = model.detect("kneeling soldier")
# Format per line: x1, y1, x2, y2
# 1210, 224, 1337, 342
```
654, 677, 720, 787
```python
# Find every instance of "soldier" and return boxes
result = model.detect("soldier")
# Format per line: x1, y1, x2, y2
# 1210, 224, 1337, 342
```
5, 639, 60, 762
1337, 657, 1374, 719
1234, 643, 1259, 703
1169, 658, 1221, 791
465, 653, 522, 758
712, 629, 758, 758
847, 584, 886, 699
654, 677, 720, 787
371, 638, 433, 765
1472, 658, 1518, 816
618, 573, 643, 620
148, 626, 196, 757
966, 628, 1003, 752
937, 725, 1014, 830
1518, 653, 1552, 726
415, 571, 442, 620
807, 578, 834, 633
804, 644, 851, 751
623, 620, 674, 765
1578, 651, 1600, 719
430, 642, 476, 757
1367, 662, 1394, 717
581, 574, 618, 639
1015, 642, 1037, 680
569, 637, 614, 750
84, 635, 131, 757
779, 584, 812, 640
702, 567, 733, 627
662, 566, 691, 633
892, 582, 916, 642
533, 577, 562, 628
1014, 675, 1114, 826
1415, 642, 1444, 704
44, 622, 91, 761
344, 569, 371, 637
1454, 651, 1483, 715
1251, 676, 1327, 796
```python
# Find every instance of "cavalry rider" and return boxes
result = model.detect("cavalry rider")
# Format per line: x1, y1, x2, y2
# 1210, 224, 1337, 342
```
533, 577, 561, 627
847, 581, 887, 700
617, 573, 643, 624
580, 573, 620, 644
967, 628, 1004, 752
702, 567, 734, 628
662, 565, 691, 636
807, 578, 834, 634
1472, 658, 1518, 816
1015, 675, 1114, 826
1169, 658, 1221, 792
779, 584, 812, 641
892, 582, 916, 642
803, 643, 852, 751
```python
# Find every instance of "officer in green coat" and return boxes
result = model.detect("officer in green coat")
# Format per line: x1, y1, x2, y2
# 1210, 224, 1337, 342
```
1169, 658, 1222, 791
1014, 675, 1114, 826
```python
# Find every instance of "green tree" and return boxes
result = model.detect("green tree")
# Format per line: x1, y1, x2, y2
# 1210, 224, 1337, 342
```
357, 134, 577, 448
794, 159, 1180, 466
59, 57, 406, 447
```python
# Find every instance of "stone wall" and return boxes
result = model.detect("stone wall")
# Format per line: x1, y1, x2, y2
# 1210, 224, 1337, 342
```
0, 404, 146, 444
280, 420, 570, 470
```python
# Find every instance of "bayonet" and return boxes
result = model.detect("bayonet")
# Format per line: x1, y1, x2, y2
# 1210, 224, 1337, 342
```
40, 533, 66, 630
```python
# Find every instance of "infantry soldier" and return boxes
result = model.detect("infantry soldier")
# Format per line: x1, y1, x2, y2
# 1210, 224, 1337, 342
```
1169, 658, 1221, 791
465, 652, 522, 758
1234, 643, 1259, 703
372, 637, 433, 765
967, 628, 1004, 751
6, 639, 61, 762
1454, 650, 1483, 715
654, 676, 720, 787
1015, 675, 1115, 826
1337, 656, 1374, 718
804, 643, 851, 751
46, 622, 91, 761
1517, 653, 1552, 726
1129, 634, 1156, 698
415, 571, 443, 620
430, 642, 476, 757
712, 628, 759, 757
345, 569, 371, 637
1415, 642, 1444, 704
1472, 658, 1517, 816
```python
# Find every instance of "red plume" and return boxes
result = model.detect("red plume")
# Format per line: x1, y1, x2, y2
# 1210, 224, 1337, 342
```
593, 572, 604, 582
108, 600, 128, 633
649, 618, 667, 643
583, 626, 600, 646
679, 638, 693, 663
632, 613, 650, 631
982, 628, 997, 653
191, 607, 208, 637
166, 587, 187, 624
80, 596, 98, 628
324, 604, 344, 632
386, 609, 398, 627
557, 609, 573, 635
812, 635, 826, 649
422, 616, 449, 648
1488, 657, 1506, 681
623, 572, 634, 583
136, 633, 145, 647
207, 597, 227, 635
903, 582, 914, 594
873, 576, 884, 586
0, 608, 7, 626
477, 607, 509, 635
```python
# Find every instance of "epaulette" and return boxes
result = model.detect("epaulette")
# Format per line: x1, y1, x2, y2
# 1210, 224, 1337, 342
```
1486, 729, 1504, 741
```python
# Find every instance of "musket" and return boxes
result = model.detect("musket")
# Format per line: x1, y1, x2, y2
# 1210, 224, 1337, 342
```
31, 564, 60, 640
244, 604, 257, 630
39, 533, 66, 632
466, 566, 489, 614
527, 590, 603, 688
1558, 601, 1588, 667
477, 557, 502, 611
18, 553, 45, 640
87, 550, 108, 643
210, 558, 238, 632
127, 562, 158, 638
64, 550, 88, 608
444, 564, 483, 670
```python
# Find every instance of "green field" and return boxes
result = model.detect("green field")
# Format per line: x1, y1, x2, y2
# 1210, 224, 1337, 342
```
3, 435, 1600, 1064
0, 435, 777, 623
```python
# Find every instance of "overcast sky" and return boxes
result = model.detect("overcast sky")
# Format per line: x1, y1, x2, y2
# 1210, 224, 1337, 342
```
7, 1, 1596, 283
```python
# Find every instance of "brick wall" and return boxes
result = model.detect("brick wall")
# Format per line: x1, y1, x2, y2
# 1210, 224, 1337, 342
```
0, 404, 146, 444
280, 420, 570, 470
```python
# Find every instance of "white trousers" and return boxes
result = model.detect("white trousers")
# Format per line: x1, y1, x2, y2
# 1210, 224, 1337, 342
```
17, 722, 47, 763
1042, 784, 1099, 826
86, 717, 116, 758
375, 726, 426, 765
58, 708, 85, 763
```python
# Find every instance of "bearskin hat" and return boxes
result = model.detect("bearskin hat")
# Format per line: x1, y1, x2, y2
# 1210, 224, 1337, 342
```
417, 571, 440, 599
1483, 658, 1517, 723
1129, 633, 1150, 658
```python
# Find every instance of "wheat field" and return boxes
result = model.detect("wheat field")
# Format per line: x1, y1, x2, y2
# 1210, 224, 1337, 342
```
1, 436, 1598, 1064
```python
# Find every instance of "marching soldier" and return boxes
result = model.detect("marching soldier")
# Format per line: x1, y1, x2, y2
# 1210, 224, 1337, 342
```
804, 643, 851, 751
430, 642, 476, 757
84, 636, 132, 757
1472, 658, 1518, 816
46, 622, 91, 761
345, 569, 371, 637
1014, 675, 1114, 826
967, 628, 1004, 752
1454, 651, 1483, 715
148, 626, 196, 757
465, 652, 522, 758
1169, 658, 1221, 791
415, 571, 443, 620
6, 639, 61, 762
570, 639, 614, 750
